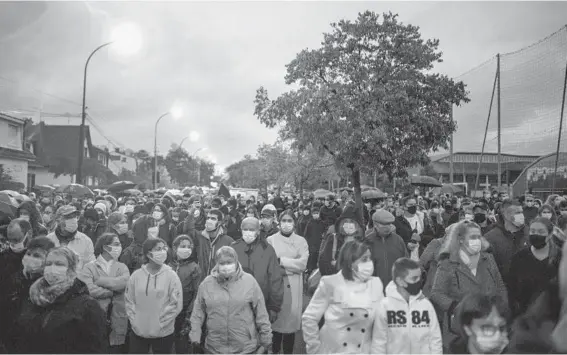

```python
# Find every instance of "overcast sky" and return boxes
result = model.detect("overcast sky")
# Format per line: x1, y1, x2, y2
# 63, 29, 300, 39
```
1, 1, 567, 171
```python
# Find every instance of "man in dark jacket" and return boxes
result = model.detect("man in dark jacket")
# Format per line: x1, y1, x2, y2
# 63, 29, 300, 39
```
259, 204, 279, 240
484, 199, 527, 283
319, 195, 342, 234
232, 217, 284, 323
303, 206, 326, 273
272, 191, 286, 215
522, 194, 539, 226
225, 199, 243, 240
0, 219, 32, 288
365, 209, 408, 285
81, 208, 106, 245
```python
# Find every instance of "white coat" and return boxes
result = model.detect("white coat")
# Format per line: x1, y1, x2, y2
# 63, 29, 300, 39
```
371, 281, 443, 354
302, 271, 384, 354
267, 231, 309, 333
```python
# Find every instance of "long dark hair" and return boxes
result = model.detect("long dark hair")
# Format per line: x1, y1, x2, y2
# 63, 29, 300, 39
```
17, 201, 43, 236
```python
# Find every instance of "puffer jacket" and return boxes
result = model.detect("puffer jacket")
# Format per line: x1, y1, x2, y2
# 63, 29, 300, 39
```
232, 237, 284, 313
371, 282, 442, 354
170, 257, 201, 331
189, 263, 272, 354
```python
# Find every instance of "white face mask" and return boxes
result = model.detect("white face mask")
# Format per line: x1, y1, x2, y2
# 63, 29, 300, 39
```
176, 247, 192, 260
242, 230, 258, 244
194, 209, 201, 218
354, 260, 374, 281
44, 265, 68, 285
63, 218, 78, 233
124, 205, 135, 213
465, 214, 474, 222
218, 263, 237, 275
343, 222, 357, 235
147, 226, 159, 239
542, 212, 553, 219
513, 213, 525, 227
150, 250, 167, 265
106, 245, 122, 260
468, 239, 482, 254
10, 236, 26, 253
20, 215, 30, 222
303, 210, 309, 216
115, 223, 129, 235
280, 222, 294, 234
312, 213, 319, 220
43, 214, 52, 223
205, 220, 217, 231
152, 211, 163, 221
22, 255, 44, 274
468, 327, 509, 354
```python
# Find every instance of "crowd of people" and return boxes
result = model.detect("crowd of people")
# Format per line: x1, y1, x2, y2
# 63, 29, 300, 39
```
1, 187, 567, 354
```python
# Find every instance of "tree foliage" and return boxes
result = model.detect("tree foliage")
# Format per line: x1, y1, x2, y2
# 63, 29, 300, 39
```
254, 11, 469, 219
225, 155, 267, 189
164, 145, 215, 187
47, 157, 116, 185
0, 166, 24, 191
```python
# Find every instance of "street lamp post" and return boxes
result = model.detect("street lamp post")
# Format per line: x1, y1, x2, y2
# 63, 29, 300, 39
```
76, 42, 113, 184
153, 112, 171, 190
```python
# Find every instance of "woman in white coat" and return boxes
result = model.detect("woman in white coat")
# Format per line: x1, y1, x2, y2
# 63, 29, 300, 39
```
267, 209, 309, 354
302, 239, 384, 354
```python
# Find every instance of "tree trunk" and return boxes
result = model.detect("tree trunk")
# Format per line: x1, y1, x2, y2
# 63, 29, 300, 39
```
351, 167, 364, 225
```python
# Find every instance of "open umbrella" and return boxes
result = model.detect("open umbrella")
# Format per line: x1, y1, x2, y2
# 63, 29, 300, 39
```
123, 189, 142, 196
1, 190, 30, 204
410, 176, 443, 187
0, 192, 18, 217
313, 189, 333, 199
107, 181, 137, 193
361, 188, 386, 200
431, 184, 463, 195
55, 184, 94, 198
34, 185, 55, 193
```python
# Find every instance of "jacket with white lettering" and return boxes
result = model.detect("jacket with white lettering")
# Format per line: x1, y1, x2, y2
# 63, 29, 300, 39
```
371, 281, 442, 354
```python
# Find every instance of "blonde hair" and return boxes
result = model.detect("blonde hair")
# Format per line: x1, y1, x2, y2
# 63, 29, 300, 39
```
48, 246, 79, 274
438, 221, 488, 261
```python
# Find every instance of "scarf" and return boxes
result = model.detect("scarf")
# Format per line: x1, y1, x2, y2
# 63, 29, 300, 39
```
459, 249, 480, 274
29, 276, 76, 307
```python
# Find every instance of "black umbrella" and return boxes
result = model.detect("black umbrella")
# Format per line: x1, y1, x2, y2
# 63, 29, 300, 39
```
410, 176, 443, 187
55, 184, 94, 198
108, 181, 138, 193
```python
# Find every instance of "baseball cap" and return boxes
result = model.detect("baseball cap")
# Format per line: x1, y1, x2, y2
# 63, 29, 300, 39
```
56, 205, 78, 219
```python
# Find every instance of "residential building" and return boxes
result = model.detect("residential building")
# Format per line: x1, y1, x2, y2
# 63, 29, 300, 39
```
25, 122, 102, 187
0, 113, 36, 189
93, 146, 137, 176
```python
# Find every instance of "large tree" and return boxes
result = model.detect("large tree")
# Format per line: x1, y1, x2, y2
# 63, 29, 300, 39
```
254, 11, 469, 221
225, 155, 267, 189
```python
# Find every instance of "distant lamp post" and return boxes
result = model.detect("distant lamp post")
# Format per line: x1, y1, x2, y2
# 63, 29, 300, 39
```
178, 131, 200, 149
192, 147, 207, 185
76, 23, 142, 184
154, 107, 183, 189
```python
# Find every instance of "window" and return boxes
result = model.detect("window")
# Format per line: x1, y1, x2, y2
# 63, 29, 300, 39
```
122, 157, 127, 162
8, 124, 19, 148
27, 173, 36, 189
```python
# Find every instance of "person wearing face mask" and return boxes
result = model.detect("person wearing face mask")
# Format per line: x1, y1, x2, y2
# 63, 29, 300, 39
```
0, 219, 33, 286
0, 237, 55, 353
450, 293, 510, 354
303, 204, 326, 274
190, 196, 207, 232
522, 194, 539, 226
297, 204, 312, 237
41, 204, 57, 233
318, 205, 364, 277
107, 212, 133, 250
45, 205, 95, 270
430, 221, 507, 351
125, 238, 183, 354
16, 201, 48, 237
319, 195, 342, 234
198, 209, 234, 276
170, 235, 201, 354
372, 257, 442, 354
507, 217, 559, 317
189, 246, 273, 354
259, 204, 280, 240
303, 240, 384, 354
170, 207, 182, 228
232, 217, 284, 326
150, 203, 177, 248
120, 215, 163, 275
484, 199, 528, 282
82, 207, 107, 245
394, 196, 434, 258
366, 210, 408, 286
79, 233, 130, 353
14, 247, 107, 353
473, 203, 495, 235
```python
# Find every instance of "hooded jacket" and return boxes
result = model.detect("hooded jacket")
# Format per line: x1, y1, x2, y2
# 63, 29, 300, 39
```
201, 227, 234, 275
371, 281, 443, 354
232, 237, 284, 313
189, 263, 273, 354
318, 205, 364, 276
365, 227, 409, 286
125, 264, 183, 338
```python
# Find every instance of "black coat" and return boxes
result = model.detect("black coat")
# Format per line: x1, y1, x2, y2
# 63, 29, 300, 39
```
13, 278, 107, 354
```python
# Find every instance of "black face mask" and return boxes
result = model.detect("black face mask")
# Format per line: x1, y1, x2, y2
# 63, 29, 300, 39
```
474, 213, 486, 224
407, 206, 417, 215
529, 234, 547, 249
405, 281, 421, 296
